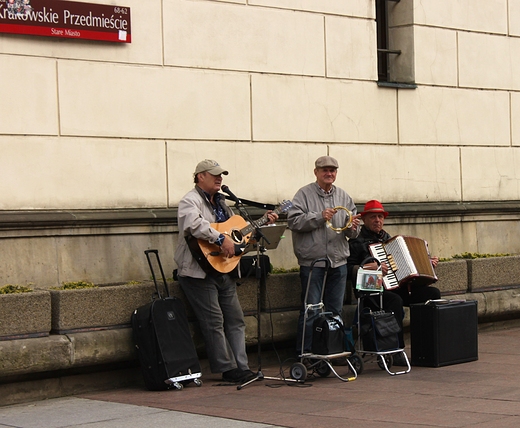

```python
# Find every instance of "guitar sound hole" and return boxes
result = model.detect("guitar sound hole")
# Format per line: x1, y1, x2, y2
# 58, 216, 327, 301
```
230, 230, 243, 243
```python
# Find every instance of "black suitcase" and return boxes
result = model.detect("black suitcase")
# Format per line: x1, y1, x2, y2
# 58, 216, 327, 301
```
131, 250, 202, 390
410, 299, 478, 367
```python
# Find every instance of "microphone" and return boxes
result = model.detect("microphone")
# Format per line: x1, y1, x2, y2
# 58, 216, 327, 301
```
221, 185, 241, 203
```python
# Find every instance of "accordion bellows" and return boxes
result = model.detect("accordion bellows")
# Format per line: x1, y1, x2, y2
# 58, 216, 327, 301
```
370, 235, 438, 289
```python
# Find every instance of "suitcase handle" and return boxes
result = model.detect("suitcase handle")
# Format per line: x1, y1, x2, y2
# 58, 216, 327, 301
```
144, 249, 170, 299
310, 257, 330, 270
360, 257, 381, 269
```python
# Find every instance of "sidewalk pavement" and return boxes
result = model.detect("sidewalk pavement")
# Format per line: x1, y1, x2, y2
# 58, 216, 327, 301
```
2, 321, 520, 428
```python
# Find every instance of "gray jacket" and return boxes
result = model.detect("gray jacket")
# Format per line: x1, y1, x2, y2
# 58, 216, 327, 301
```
288, 182, 359, 268
174, 186, 234, 279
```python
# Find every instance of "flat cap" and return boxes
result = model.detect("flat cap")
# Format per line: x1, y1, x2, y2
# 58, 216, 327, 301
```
315, 156, 339, 169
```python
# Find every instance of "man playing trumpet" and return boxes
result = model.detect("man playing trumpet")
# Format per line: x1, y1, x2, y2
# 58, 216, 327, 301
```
288, 155, 361, 355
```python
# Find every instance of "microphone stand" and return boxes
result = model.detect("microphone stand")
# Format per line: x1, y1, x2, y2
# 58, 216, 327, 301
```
221, 189, 299, 389
236, 213, 300, 390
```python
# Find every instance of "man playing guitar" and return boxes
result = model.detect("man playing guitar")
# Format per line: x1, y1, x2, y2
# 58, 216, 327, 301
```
174, 159, 277, 384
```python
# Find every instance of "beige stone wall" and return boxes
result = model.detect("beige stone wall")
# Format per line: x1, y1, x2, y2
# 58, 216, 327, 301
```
2, 0, 517, 208
1, 0, 520, 284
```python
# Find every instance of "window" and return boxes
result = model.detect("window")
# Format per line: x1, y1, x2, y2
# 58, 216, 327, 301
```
375, 0, 416, 88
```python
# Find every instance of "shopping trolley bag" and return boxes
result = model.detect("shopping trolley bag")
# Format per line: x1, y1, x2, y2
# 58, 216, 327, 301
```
360, 309, 400, 352
311, 312, 346, 355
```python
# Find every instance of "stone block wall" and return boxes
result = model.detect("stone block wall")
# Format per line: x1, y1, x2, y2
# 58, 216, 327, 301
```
2, 257, 520, 380
0, 291, 51, 339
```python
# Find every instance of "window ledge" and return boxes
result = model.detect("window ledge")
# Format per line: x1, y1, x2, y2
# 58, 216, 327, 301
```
377, 81, 417, 89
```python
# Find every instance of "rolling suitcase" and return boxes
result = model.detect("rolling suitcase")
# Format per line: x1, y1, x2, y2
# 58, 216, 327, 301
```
131, 249, 202, 390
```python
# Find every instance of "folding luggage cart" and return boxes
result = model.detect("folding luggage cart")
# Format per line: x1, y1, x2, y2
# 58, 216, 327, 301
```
290, 258, 358, 382
354, 257, 411, 376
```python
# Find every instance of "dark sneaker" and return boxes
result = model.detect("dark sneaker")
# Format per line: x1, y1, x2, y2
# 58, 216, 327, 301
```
222, 368, 257, 383
240, 369, 257, 383
393, 352, 409, 367
222, 368, 245, 382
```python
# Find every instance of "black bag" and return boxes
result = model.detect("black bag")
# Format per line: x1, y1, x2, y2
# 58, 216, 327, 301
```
237, 255, 271, 279
311, 313, 346, 355
132, 250, 201, 391
131, 297, 201, 390
360, 309, 401, 352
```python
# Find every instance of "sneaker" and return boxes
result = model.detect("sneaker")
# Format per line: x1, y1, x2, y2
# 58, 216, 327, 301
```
240, 369, 257, 383
222, 368, 245, 382
222, 368, 257, 383
392, 352, 409, 367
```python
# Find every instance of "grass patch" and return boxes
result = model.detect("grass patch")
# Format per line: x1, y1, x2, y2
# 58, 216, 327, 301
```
51, 281, 98, 290
0, 284, 34, 294
440, 252, 513, 262
271, 267, 300, 274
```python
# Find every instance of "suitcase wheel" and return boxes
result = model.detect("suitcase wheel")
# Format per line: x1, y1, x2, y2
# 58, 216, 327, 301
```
349, 354, 364, 375
172, 382, 184, 390
377, 354, 393, 370
194, 378, 203, 387
290, 362, 308, 381
315, 361, 331, 378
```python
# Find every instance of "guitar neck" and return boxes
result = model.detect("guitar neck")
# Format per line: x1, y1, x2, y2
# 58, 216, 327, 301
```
240, 206, 285, 236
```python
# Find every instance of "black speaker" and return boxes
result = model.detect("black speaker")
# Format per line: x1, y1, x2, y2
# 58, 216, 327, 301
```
410, 300, 478, 367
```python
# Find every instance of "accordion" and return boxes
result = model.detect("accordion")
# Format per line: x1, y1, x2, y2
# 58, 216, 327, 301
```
369, 235, 438, 290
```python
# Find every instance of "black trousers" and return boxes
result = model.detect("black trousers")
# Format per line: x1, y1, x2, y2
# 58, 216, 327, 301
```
357, 285, 441, 348
392, 284, 441, 307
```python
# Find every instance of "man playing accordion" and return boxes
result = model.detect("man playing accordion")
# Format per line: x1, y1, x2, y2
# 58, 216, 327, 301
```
347, 200, 441, 365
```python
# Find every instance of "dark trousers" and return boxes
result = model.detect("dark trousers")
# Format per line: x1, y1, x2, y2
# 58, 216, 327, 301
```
357, 285, 441, 348
393, 284, 441, 306
179, 274, 248, 374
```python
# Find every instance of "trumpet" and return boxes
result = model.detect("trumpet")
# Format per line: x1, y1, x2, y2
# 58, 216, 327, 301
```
326, 206, 353, 233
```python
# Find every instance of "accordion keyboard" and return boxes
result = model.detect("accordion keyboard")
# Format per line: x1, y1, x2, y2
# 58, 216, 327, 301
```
369, 243, 400, 290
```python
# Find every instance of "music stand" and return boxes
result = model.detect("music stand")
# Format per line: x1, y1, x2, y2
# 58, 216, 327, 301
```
237, 225, 299, 390
243, 224, 287, 253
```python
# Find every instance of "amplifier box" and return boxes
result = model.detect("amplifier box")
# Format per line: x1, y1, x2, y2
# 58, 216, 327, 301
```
410, 300, 478, 367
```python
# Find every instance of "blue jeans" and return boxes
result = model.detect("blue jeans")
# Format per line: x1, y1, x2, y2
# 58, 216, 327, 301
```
296, 264, 347, 354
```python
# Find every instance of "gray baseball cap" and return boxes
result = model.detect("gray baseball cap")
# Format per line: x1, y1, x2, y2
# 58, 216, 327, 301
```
194, 159, 229, 176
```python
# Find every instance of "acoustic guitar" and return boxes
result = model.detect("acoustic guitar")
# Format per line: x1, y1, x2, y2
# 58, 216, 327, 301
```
187, 200, 292, 274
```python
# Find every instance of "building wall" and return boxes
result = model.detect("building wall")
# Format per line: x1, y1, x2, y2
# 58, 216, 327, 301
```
1, 0, 519, 286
